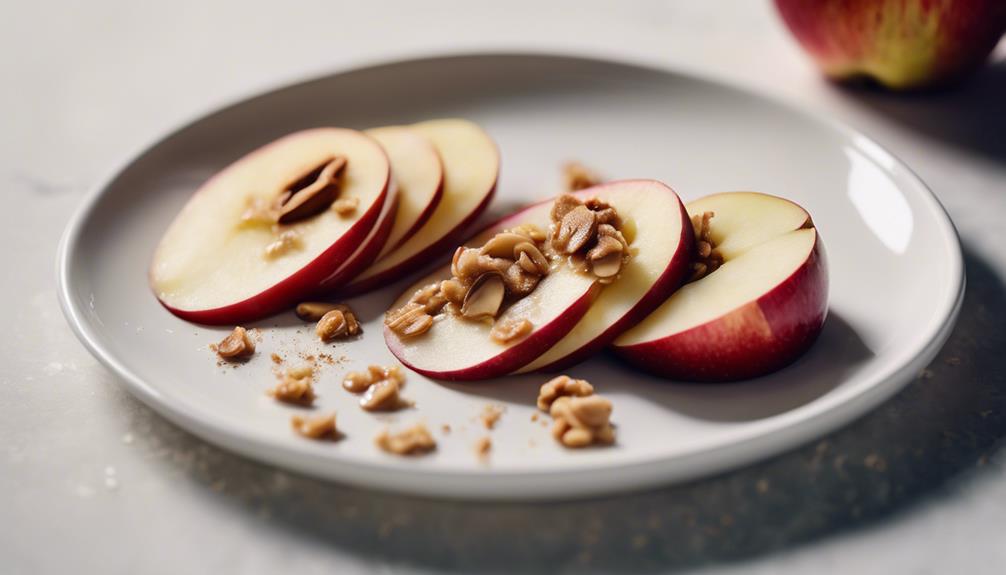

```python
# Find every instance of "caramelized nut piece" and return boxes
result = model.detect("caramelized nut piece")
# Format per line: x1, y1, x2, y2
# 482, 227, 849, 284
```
587, 232, 627, 281
551, 193, 584, 223
410, 283, 448, 315
277, 156, 347, 224
375, 423, 437, 456
216, 326, 255, 360
264, 230, 303, 259
331, 196, 359, 216
481, 232, 532, 258
291, 412, 339, 440
550, 395, 615, 448
502, 263, 541, 297
513, 241, 549, 275
474, 436, 492, 460
316, 310, 348, 341
511, 223, 547, 242
268, 366, 315, 406
490, 317, 533, 344
461, 273, 505, 319
360, 379, 412, 411
554, 205, 597, 254
385, 303, 434, 337
439, 278, 467, 305
537, 375, 594, 411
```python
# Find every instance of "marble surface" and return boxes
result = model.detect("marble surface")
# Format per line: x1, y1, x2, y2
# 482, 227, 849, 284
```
3, 1, 1005, 573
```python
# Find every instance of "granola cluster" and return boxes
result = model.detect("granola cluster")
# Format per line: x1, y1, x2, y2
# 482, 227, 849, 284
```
550, 194, 630, 284
537, 375, 615, 448
385, 223, 550, 341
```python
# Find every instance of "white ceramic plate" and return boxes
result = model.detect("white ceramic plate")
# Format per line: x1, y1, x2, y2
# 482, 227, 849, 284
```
57, 53, 963, 501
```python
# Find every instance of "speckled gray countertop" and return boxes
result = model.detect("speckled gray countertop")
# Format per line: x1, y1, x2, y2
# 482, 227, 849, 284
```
3, 1, 1005, 573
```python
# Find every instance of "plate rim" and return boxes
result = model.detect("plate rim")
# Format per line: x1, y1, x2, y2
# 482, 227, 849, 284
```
56, 50, 965, 500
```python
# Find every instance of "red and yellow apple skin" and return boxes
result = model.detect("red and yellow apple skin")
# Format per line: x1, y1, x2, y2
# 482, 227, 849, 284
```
776, 0, 1006, 89
614, 232, 827, 382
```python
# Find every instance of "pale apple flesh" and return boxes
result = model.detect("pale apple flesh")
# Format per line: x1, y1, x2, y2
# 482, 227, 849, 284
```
151, 128, 390, 324
365, 126, 444, 255
384, 199, 601, 381
517, 180, 694, 373
613, 192, 828, 382
343, 118, 498, 295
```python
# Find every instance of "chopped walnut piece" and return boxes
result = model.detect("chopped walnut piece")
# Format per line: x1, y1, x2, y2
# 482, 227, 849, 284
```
268, 366, 316, 406
563, 162, 603, 192
314, 305, 361, 342
264, 229, 303, 259
409, 283, 449, 315
385, 303, 434, 338
689, 211, 723, 282
216, 326, 256, 360
587, 224, 630, 283
375, 423, 437, 456
343, 365, 411, 411
537, 375, 594, 411
331, 196, 359, 216
551, 395, 615, 448
480, 404, 505, 430
474, 436, 492, 460
490, 317, 533, 344
291, 412, 339, 440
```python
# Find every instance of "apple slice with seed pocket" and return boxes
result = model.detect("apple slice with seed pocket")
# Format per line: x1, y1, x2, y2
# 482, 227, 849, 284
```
150, 128, 390, 324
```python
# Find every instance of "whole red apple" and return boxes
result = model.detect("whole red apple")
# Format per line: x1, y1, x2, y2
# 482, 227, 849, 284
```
776, 0, 1006, 89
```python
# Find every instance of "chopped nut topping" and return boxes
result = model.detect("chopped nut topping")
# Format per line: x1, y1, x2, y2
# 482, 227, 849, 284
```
474, 436, 492, 460
553, 205, 598, 254
331, 196, 359, 216
461, 272, 506, 319
549, 194, 631, 282
314, 305, 361, 342
216, 326, 255, 360
240, 197, 279, 227
480, 232, 531, 258
385, 302, 434, 338
511, 223, 547, 242
480, 404, 504, 430
490, 317, 533, 344
551, 395, 615, 448
343, 365, 411, 411
268, 366, 316, 406
291, 412, 339, 440
264, 229, 303, 259
277, 156, 347, 224
537, 375, 594, 411
563, 162, 603, 192
375, 423, 437, 456
689, 211, 723, 282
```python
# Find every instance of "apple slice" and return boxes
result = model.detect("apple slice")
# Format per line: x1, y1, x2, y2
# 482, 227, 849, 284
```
517, 180, 694, 373
342, 118, 498, 295
384, 198, 600, 381
365, 126, 443, 254
151, 128, 390, 324
613, 192, 828, 381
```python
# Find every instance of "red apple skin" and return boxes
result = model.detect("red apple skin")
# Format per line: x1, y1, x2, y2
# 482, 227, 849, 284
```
385, 283, 601, 381
531, 192, 696, 372
339, 179, 497, 296
776, 0, 1006, 89
313, 189, 400, 295
614, 234, 828, 382
390, 171, 444, 252
157, 181, 390, 325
